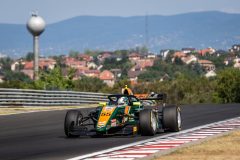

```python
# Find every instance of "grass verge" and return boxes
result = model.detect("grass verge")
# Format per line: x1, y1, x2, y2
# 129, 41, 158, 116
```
155, 130, 240, 160
0, 104, 97, 115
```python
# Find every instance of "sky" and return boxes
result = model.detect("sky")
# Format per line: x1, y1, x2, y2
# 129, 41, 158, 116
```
1, 0, 240, 24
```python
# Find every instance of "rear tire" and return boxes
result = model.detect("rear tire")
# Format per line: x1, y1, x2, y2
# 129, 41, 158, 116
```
140, 109, 158, 136
64, 110, 82, 138
163, 105, 181, 132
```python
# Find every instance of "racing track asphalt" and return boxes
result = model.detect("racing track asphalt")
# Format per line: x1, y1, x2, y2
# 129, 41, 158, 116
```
0, 104, 240, 160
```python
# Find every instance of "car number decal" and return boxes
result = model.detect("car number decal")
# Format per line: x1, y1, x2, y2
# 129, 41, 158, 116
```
97, 106, 116, 127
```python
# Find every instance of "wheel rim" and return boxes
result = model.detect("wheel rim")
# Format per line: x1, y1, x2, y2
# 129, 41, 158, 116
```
151, 111, 157, 132
177, 110, 181, 129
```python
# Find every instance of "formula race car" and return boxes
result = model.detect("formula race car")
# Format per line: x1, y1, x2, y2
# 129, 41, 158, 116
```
64, 86, 181, 137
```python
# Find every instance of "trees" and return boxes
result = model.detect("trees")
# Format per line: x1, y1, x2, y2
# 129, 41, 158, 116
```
130, 46, 148, 55
138, 59, 200, 81
214, 68, 240, 103
0, 57, 13, 71
3, 71, 31, 82
68, 50, 79, 58
73, 76, 107, 92
34, 67, 74, 90
134, 75, 215, 104
25, 52, 34, 61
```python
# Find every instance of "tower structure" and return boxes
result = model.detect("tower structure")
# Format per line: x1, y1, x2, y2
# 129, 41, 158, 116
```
26, 13, 46, 80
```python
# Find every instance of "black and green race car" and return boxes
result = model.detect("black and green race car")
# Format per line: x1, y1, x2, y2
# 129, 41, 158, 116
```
64, 93, 182, 137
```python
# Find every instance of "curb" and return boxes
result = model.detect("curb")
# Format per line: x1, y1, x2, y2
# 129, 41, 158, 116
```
67, 116, 240, 160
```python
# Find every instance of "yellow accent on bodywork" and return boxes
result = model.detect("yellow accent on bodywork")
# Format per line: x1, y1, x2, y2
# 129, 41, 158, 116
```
99, 102, 107, 106
133, 126, 138, 133
133, 102, 141, 106
97, 106, 116, 127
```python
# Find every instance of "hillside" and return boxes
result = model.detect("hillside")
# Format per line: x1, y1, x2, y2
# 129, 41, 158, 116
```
0, 11, 240, 57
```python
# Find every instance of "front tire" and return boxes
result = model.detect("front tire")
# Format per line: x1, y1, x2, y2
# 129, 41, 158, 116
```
163, 105, 181, 132
64, 110, 82, 138
140, 109, 158, 136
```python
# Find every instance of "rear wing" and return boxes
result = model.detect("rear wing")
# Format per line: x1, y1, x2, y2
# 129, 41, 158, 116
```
121, 85, 167, 102
135, 93, 167, 102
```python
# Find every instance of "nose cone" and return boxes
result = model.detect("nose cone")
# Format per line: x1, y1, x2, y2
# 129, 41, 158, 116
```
27, 15, 46, 36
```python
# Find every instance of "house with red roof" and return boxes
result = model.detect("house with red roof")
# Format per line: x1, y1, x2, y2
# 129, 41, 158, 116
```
173, 51, 186, 58
99, 70, 115, 87
128, 52, 141, 62
128, 70, 143, 85
83, 70, 100, 78
198, 59, 215, 71
131, 59, 154, 72
11, 58, 57, 79
78, 54, 93, 62
64, 57, 87, 70
39, 58, 56, 70
198, 47, 216, 56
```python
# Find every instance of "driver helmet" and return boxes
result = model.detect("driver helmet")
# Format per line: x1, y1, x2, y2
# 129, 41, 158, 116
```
150, 92, 155, 97
118, 97, 128, 105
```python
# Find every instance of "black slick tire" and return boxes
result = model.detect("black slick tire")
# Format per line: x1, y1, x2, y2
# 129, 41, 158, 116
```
163, 105, 181, 132
139, 109, 158, 136
64, 110, 81, 138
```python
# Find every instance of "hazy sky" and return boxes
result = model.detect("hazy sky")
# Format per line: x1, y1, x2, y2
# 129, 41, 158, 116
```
1, 0, 240, 24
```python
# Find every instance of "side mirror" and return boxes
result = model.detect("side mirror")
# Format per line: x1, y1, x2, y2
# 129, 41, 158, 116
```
133, 102, 141, 106
99, 102, 107, 106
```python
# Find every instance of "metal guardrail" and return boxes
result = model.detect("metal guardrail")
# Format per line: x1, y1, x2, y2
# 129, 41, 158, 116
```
0, 88, 110, 107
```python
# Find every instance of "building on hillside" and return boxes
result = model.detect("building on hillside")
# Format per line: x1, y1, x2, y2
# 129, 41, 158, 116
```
171, 51, 186, 63
11, 61, 22, 71
78, 54, 93, 62
64, 57, 87, 69
224, 55, 236, 66
145, 53, 157, 59
71, 69, 86, 80
128, 70, 143, 85
181, 55, 198, 64
39, 58, 56, 70
173, 51, 186, 58
99, 70, 115, 87
87, 62, 98, 69
12, 58, 57, 72
128, 52, 141, 62
13, 58, 57, 79
0, 71, 4, 83
160, 50, 170, 59
198, 47, 216, 56
198, 60, 215, 71
229, 44, 240, 53
110, 69, 122, 78
233, 57, 240, 68
97, 52, 112, 62
130, 59, 154, 72
83, 70, 100, 78
205, 70, 217, 78
135, 59, 154, 69
182, 48, 196, 54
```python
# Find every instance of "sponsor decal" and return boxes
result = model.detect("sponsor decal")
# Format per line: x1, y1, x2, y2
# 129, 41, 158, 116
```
111, 119, 117, 127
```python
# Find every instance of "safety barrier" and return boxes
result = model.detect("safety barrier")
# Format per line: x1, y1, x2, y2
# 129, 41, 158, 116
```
0, 88, 110, 107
